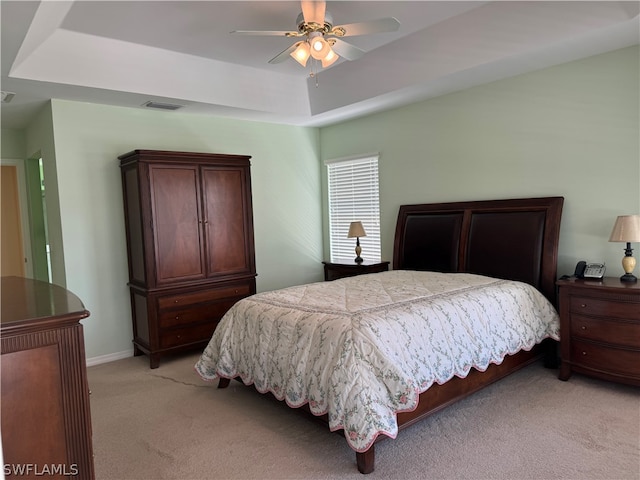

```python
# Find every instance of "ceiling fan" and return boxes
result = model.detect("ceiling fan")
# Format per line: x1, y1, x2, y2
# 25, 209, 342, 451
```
232, 0, 400, 69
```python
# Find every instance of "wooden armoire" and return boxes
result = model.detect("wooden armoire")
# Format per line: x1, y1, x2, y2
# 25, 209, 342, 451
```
119, 150, 256, 368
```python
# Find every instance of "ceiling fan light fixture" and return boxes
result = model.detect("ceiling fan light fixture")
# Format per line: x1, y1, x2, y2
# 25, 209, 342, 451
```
321, 48, 339, 67
309, 32, 330, 60
290, 41, 311, 66
233, 1, 401, 72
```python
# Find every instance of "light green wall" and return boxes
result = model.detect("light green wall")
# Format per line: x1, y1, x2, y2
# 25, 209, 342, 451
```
48, 100, 323, 360
1, 128, 26, 158
320, 46, 640, 278
25, 104, 66, 286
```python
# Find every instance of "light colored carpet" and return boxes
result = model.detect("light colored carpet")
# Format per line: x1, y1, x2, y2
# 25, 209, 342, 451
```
87, 352, 639, 480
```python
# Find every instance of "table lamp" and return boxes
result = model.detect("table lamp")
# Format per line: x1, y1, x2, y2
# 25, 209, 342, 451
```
608, 214, 640, 282
347, 221, 367, 264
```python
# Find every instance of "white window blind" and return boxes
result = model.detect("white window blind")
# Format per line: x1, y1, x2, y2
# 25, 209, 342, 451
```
326, 154, 381, 262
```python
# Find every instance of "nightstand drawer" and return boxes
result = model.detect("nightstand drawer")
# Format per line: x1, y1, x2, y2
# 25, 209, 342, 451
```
571, 314, 640, 348
570, 296, 640, 321
570, 339, 640, 377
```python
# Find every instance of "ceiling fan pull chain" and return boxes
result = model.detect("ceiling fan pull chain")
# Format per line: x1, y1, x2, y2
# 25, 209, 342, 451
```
314, 59, 319, 87
309, 58, 319, 86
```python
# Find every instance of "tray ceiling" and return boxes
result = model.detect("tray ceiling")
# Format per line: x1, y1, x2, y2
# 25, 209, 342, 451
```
1, 1, 638, 129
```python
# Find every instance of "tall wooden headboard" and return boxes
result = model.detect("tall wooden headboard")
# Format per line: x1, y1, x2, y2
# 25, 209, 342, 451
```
393, 197, 564, 305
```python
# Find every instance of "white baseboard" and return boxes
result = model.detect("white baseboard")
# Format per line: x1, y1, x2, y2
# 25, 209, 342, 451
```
86, 350, 133, 367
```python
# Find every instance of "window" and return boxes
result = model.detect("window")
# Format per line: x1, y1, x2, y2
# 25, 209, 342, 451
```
326, 154, 381, 262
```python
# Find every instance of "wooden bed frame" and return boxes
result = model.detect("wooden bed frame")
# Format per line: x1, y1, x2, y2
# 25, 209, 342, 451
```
220, 196, 564, 474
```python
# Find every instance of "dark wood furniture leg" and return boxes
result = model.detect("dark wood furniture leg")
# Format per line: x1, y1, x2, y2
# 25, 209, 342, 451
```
356, 448, 375, 474
149, 352, 160, 369
218, 377, 231, 388
558, 363, 571, 381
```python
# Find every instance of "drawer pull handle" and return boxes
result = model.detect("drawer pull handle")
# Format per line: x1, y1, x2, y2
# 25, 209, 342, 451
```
174, 300, 179, 304
581, 326, 587, 330
580, 303, 587, 308
582, 351, 587, 356
175, 316, 180, 320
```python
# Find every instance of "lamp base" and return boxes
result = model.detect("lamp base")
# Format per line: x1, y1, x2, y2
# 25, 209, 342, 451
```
620, 273, 637, 282
354, 256, 363, 264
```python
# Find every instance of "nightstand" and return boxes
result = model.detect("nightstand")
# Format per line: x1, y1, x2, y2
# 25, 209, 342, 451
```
322, 260, 390, 281
556, 277, 640, 386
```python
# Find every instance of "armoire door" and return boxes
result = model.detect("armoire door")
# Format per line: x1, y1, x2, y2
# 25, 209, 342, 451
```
201, 167, 250, 276
149, 164, 205, 284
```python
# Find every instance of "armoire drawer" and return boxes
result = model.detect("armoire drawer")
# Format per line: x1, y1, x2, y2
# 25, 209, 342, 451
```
570, 296, 640, 321
570, 314, 640, 348
158, 298, 239, 328
570, 339, 640, 377
158, 283, 252, 310
160, 323, 217, 349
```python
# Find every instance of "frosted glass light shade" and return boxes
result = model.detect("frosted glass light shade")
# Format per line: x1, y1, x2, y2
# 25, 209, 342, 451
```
321, 48, 339, 67
290, 42, 311, 67
309, 35, 331, 60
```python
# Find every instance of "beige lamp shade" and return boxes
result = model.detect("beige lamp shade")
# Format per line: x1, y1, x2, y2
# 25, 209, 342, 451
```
609, 214, 640, 282
347, 221, 366, 263
347, 221, 366, 238
609, 215, 640, 242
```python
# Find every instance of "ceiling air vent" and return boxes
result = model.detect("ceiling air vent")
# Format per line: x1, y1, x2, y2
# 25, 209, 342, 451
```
142, 101, 183, 111
1, 91, 16, 103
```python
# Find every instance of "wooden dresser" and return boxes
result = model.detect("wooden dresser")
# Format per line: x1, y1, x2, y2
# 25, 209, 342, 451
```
556, 277, 640, 386
119, 150, 257, 368
1, 276, 94, 479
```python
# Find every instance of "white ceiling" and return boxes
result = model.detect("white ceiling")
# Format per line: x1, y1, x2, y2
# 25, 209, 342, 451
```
1, 1, 638, 129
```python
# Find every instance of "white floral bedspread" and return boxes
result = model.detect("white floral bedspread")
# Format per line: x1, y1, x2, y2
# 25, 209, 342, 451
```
195, 270, 559, 452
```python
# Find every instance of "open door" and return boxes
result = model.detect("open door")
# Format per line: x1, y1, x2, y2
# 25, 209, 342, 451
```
1, 162, 28, 276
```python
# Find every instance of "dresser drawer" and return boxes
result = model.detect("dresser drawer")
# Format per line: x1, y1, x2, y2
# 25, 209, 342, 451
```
160, 323, 216, 349
571, 314, 640, 348
570, 339, 640, 377
570, 296, 640, 321
158, 298, 238, 328
158, 283, 252, 310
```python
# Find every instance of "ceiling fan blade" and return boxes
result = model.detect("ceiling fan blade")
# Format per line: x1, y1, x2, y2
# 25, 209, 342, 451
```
330, 39, 365, 61
231, 30, 298, 37
332, 17, 400, 37
268, 44, 298, 64
301, 0, 326, 25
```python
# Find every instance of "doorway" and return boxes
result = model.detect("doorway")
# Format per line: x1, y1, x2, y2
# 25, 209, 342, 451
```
1, 160, 30, 277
